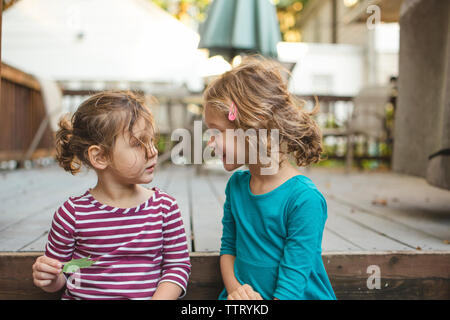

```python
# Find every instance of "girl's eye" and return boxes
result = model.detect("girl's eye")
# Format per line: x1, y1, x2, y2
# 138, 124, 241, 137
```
132, 137, 153, 149
131, 139, 141, 147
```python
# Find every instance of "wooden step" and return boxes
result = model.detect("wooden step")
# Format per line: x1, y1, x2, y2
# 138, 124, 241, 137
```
1, 251, 448, 300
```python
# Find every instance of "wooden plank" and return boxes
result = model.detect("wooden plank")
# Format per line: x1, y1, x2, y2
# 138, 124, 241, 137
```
0, 148, 55, 162
1, 217, 52, 252
323, 251, 450, 300
0, 75, 54, 161
0, 251, 448, 300
305, 169, 450, 240
190, 170, 223, 252
328, 197, 450, 251
1, 63, 41, 91
3, 0, 20, 11
0, 168, 96, 236
329, 194, 450, 241
296, 95, 354, 103
147, 164, 194, 252
184, 252, 222, 300
0, 183, 93, 251
0, 0, 2, 110
0, 165, 85, 203
324, 210, 411, 251
0, 185, 91, 237
163, 165, 193, 251
322, 227, 364, 252
2, 165, 448, 253
0, 252, 64, 300
0, 163, 167, 217
19, 231, 49, 252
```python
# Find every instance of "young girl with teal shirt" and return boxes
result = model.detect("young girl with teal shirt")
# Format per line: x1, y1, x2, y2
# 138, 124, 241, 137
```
203, 57, 336, 300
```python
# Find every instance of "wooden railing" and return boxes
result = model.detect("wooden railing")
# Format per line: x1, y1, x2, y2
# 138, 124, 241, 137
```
0, 76, 393, 171
0, 63, 55, 164
299, 94, 393, 170
1, 79, 390, 170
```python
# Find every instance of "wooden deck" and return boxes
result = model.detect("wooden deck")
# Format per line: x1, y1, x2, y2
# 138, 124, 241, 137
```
0, 163, 449, 299
1, 163, 448, 253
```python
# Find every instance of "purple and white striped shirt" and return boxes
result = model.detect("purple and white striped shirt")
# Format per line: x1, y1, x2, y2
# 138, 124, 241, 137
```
44, 187, 191, 300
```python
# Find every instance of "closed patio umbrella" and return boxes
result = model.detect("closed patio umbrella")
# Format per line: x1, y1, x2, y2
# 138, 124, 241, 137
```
198, 0, 281, 61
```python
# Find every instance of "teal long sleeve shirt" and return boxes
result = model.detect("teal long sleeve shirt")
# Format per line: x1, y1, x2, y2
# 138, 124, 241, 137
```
219, 170, 336, 300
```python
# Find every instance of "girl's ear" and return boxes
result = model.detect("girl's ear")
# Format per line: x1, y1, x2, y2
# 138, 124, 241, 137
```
87, 145, 108, 170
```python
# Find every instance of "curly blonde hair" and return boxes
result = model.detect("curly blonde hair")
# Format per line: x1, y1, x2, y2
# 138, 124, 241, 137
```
203, 56, 323, 167
55, 91, 156, 175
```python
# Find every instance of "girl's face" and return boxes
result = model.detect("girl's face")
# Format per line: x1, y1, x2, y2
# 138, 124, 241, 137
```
109, 117, 158, 184
204, 105, 243, 172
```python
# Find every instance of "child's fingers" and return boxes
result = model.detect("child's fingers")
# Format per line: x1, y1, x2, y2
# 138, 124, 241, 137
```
242, 285, 263, 300
227, 284, 260, 300
33, 278, 53, 288
33, 255, 62, 275
243, 284, 259, 300
229, 292, 246, 300
248, 291, 262, 300
37, 256, 63, 270
227, 292, 238, 300
227, 290, 245, 300
33, 261, 61, 275
246, 290, 259, 300
231, 284, 253, 300
33, 270, 58, 281
237, 288, 251, 300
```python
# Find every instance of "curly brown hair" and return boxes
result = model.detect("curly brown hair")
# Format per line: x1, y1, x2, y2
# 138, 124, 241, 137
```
203, 56, 323, 167
55, 91, 156, 175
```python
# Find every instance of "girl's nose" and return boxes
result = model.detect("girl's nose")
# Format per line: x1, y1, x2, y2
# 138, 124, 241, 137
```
147, 144, 158, 159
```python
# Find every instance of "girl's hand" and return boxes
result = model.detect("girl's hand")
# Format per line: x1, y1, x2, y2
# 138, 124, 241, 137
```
227, 284, 263, 300
32, 255, 64, 291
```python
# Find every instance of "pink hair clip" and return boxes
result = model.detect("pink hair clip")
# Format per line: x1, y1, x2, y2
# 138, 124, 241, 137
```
228, 102, 237, 121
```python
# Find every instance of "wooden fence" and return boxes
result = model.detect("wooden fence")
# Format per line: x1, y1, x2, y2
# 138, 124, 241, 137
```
0, 63, 55, 163
0, 70, 392, 169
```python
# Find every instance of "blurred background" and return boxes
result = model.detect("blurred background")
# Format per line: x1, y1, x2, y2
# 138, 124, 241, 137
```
1, 0, 402, 172
1, 0, 449, 280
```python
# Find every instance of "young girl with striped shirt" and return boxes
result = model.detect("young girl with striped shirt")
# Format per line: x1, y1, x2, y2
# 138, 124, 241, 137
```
32, 91, 191, 300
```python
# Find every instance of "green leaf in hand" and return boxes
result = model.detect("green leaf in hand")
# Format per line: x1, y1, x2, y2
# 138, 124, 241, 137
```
62, 256, 96, 273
